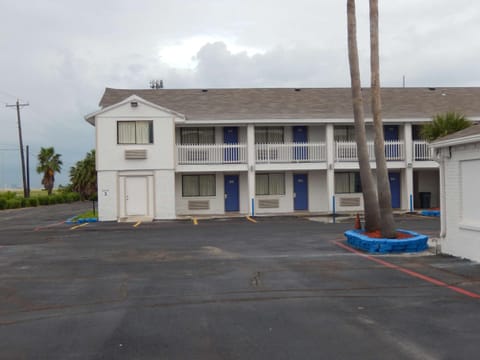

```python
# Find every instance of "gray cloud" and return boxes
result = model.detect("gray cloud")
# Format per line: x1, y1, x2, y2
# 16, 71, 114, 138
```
1, 0, 479, 188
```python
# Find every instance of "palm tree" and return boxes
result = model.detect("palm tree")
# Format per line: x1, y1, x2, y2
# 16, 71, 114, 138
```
369, 0, 396, 238
347, 0, 381, 231
70, 150, 97, 200
36, 147, 63, 195
421, 112, 472, 141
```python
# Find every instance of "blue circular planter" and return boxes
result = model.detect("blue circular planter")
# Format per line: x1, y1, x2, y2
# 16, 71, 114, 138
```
344, 229, 428, 253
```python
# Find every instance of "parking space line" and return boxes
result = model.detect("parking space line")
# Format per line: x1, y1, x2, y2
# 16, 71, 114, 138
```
34, 220, 65, 231
133, 221, 142, 228
70, 223, 88, 230
333, 240, 480, 299
192, 217, 198, 226
246, 216, 257, 223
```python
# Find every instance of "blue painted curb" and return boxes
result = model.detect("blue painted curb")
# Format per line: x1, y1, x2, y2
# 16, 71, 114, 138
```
421, 210, 440, 217
65, 216, 98, 224
344, 229, 428, 254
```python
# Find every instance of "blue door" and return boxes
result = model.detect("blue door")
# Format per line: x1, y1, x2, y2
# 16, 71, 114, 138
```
224, 175, 239, 211
293, 126, 308, 160
384, 125, 399, 158
294, 174, 308, 210
224, 127, 238, 162
389, 172, 401, 208
384, 125, 399, 140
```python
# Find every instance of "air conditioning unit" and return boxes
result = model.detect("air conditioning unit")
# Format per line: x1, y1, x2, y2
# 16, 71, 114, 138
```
125, 149, 147, 159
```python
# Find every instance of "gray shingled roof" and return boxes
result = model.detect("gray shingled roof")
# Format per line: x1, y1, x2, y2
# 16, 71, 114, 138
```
432, 123, 480, 144
99, 87, 480, 120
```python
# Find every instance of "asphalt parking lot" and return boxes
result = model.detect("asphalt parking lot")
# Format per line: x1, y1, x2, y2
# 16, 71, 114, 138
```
0, 203, 479, 359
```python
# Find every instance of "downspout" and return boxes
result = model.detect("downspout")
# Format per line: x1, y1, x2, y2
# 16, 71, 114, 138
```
438, 148, 447, 254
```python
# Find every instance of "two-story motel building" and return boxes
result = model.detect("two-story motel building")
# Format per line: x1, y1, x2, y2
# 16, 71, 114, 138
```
84, 87, 480, 221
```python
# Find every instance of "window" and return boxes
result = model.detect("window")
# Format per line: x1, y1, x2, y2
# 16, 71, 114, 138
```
256, 173, 285, 195
335, 172, 362, 193
255, 127, 284, 143
117, 121, 153, 144
182, 175, 216, 197
334, 126, 355, 141
181, 127, 215, 144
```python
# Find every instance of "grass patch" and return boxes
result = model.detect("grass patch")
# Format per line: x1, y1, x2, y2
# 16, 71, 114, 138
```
73, 210, 98, 221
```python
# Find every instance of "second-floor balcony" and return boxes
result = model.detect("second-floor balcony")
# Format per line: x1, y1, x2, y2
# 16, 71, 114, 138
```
177, 144, 247, 165
335, 140, 405, 161
176, 140, 434, 166
413, 140, 434, 160
255, 143, 327, 163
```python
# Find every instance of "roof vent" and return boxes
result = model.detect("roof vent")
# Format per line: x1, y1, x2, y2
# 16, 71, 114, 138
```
201, 89, 208, 92
294, 88, 301, 92
428, 87, 436, 91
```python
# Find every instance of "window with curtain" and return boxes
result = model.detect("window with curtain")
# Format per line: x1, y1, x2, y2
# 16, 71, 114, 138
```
255, 173, 285, 195
180, 128, 215, 144
255, 127, 284, 144
334, 126, 355, 141
117, 121, 153, 144
335, 172, 362, 193
182, 174, 216, 197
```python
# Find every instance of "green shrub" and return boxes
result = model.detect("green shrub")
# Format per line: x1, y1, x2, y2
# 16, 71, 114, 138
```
0, 198, 6, 210
65, 192, 80, 203
0, 191, 18, 200
26, 198, 39, 207
38, 196, 49, 206
53, 194, 65, 204
6, 198, 22, 209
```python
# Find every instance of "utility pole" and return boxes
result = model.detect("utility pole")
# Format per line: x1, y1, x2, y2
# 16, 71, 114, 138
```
6, 100, 29, 198
26, 145, 30, 197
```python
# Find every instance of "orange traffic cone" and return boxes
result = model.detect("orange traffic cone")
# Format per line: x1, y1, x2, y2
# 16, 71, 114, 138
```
354, 213, 362, 230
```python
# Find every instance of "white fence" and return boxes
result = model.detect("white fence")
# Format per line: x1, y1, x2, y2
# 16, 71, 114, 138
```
177, 144, 247, 164
255, 143, 327, 163
177, 140, 429, 165
413, 141, 434, 160
335, 140, 405, 161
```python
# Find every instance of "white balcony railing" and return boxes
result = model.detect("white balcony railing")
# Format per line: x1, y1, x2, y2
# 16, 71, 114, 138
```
335, 140, 405, 162
255, 143, 327, 163
177, 144, 247, 165
413, 140, 434, 161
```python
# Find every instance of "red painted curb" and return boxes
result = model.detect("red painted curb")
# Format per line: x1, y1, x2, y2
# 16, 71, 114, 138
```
333, 240, 480, 299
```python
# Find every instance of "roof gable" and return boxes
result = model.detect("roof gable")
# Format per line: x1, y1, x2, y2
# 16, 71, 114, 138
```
85, 94, 185, 125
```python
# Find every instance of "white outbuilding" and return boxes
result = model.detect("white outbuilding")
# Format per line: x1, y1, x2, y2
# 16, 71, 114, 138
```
431, 124, 480, 262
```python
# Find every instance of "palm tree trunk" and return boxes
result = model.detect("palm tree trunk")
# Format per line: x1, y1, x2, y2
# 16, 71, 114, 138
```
369, 0, 396, 238
347, 0, 381, 231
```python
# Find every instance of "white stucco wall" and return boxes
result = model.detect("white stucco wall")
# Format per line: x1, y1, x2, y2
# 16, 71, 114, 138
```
309, 170, 329, 212
97, 171, 118, 221
94, 100, 177, 220
155, 170, 176, 219
442, 143, 480, 262
95, 101, 176, 172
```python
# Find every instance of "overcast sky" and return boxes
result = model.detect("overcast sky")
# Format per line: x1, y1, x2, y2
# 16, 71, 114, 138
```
1, 0, 479, 189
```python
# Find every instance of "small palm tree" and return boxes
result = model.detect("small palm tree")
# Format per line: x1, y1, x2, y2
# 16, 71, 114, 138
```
36, 147, 63, 195
421, 112, 472, 141
70, 150, 97, 200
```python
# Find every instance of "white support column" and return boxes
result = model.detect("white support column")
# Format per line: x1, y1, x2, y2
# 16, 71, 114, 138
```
404, 124, 414, 211
326, 124, 335, 212
247, 124, 256, 215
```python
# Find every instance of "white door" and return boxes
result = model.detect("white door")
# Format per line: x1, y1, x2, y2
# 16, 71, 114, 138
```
125, 177, 148, 216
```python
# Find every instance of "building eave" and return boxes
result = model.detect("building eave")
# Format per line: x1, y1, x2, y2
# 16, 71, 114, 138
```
84, 94, 186, 126
430, 134, 480, 148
